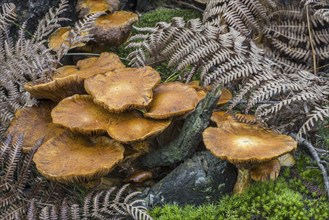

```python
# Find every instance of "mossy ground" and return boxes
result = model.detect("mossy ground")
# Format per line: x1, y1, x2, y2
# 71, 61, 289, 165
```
150, 152, 329, 220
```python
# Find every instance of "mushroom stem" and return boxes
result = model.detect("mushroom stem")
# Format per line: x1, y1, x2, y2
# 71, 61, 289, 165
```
233, 168, 250, 194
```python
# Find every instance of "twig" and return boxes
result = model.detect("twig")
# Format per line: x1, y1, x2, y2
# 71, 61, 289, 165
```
176, 1, 205, 12
290, 133, 329, 199
306, 5, 318, 75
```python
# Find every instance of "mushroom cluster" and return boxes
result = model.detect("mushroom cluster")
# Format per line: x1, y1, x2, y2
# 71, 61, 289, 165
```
10, 53, 205, 183
48, 0, 138, 51
203, 111, 297, 193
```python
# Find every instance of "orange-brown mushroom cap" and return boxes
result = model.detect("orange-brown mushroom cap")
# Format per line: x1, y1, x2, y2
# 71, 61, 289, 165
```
51, 95, 112, 135
93, 11, 138, 46
107, 111, 171, 143
33, 133, 124, 183
84, 66, 161, 113
144, 82, 199, 119
76, 52, 125, 79
202, 125, 297, 165
76, 0, 120, 17
217, 88, 232, 105
6, 101, 66, 152
24, 75, 86, 102
48, 27, 87, 51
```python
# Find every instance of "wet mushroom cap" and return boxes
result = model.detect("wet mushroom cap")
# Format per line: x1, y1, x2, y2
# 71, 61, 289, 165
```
84, 66, 161, 112
76, 0, 120, 17
33, 133, 124, 183
107, 111, 171, 143
203, 125, 297, 164
93, 11, 138, 46
51, 95, 112, 135
48, 27, 86, 51
6, 101, 64, 152
144, 82, 199, 119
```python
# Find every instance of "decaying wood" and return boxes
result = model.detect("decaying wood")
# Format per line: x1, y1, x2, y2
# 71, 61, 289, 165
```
142, 85, 222, 168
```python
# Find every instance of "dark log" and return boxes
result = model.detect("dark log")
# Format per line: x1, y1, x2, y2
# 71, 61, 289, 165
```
142, 85, 222, 168
0, 0, 77, 33
140, 151, 237, 206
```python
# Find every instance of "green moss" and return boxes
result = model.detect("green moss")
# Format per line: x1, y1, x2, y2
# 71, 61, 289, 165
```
111, 8, 201, 80
135, 8, 202, 28
150, 177, 329, 220
151, 153, 329, 220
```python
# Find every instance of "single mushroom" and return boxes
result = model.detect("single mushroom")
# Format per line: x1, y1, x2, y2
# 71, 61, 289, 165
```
48, 27, 87, 51
211, 111, 256, 128
107, 110, 171, 143
93, 11, 138, 46
250, 159, 281, 182
202, 124, 297, 193
76, 0, 120, 17
144, 82, 199, 119
84, 66, 161, 113
51, 95, 112, 135
33, 132, 125, 183
217, 88, 232, 105
6, 101, 66, 152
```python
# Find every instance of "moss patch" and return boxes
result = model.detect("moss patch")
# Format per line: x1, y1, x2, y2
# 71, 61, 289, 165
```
150, 152, 329, 220
111, 8, 201, 80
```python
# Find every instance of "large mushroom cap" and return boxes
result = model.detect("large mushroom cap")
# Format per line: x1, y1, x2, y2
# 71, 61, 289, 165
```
51, 95, 112, 135
6, 101, 65, 152
33, 133, 124, 183
93, 11, 138, 46
107, 111, 171, 143
144, 82, 199, 119
84, 66, 161, 113
203, 125, 297, 164
76, 0, 120, 17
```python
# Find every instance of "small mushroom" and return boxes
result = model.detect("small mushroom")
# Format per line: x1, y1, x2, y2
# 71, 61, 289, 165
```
51, 95, 112, 135
217, 88, 232, 105
144, 82, 199, 119
202, 124, 297, 193
33, 133, 124, 183
84, 66, 161, 113
76, 0, 120, 17
107, 111, 171, 143
250, 159, 281, 182
93, 11, 138, 46
48, 27, 87, 51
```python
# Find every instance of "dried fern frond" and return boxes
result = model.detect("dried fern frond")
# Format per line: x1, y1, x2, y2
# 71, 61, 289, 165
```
203, 0, 277, 36
33, 0, 70, 42
127, 17, 271, 87
26, 184, 153, 220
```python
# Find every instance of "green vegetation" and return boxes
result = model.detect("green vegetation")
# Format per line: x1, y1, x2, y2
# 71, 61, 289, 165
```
113, 8, 201, 80
135, 8, 202, 28
151, 153, 329, 220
